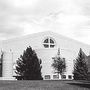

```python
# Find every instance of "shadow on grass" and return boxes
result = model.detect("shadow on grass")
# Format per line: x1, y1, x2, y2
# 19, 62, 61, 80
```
68, 82, 90, 89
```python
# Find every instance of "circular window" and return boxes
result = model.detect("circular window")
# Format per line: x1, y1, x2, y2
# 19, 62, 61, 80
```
43, 37, 56, 48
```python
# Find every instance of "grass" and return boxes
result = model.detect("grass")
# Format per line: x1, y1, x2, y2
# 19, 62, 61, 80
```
0, 80, 89, 90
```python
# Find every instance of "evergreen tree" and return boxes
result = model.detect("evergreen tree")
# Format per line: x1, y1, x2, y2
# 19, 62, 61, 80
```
15, 46, 43, 80
73, 48, 88, 80
52, 48, 66, 75
0, 51, 3, 77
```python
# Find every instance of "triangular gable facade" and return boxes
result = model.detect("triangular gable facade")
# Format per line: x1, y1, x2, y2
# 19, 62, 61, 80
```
0, 31, 90, 80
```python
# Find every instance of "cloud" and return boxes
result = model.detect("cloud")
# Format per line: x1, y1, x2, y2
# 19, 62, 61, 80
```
0, 0, 90, 44
0, 0, 38, 39
74, 0, 90, 16
0, 0, 63, 39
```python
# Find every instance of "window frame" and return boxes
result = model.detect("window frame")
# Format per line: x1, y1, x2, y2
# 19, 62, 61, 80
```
43, 37, 56, 48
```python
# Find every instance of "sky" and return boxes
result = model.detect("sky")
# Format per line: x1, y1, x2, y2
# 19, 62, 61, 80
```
0, 0, 90, 44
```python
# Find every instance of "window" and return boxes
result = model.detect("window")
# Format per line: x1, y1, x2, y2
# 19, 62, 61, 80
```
68, 75, 72, 79
44, 75, 51, 79
43, 44, 49, 48
43, 37, 56, 48
53, 75, 59, 79
61, 75, 66, 79
50, 45, 55, 48
44, 39, 48, 43
50, 39, 54, 43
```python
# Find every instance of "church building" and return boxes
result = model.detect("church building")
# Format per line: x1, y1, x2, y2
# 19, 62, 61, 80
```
0, 31, 90, 80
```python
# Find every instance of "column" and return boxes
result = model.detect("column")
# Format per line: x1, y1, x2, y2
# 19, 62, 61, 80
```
2, 51, 14, 80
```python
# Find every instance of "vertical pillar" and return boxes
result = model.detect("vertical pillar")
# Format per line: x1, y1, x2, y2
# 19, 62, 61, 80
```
2, 51, 14, 80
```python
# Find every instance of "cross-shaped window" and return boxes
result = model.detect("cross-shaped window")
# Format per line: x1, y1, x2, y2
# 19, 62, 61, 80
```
43, 37, 55, 48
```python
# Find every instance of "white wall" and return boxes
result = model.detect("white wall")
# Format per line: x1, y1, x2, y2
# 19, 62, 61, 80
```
1, 31, 90, 80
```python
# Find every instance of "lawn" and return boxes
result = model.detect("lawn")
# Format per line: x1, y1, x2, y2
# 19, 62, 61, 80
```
0, 80, 89, 90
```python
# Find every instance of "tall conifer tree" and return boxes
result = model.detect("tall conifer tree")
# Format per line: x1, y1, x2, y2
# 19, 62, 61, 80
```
73, 48, 88, 80
15, 46, 43, 80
